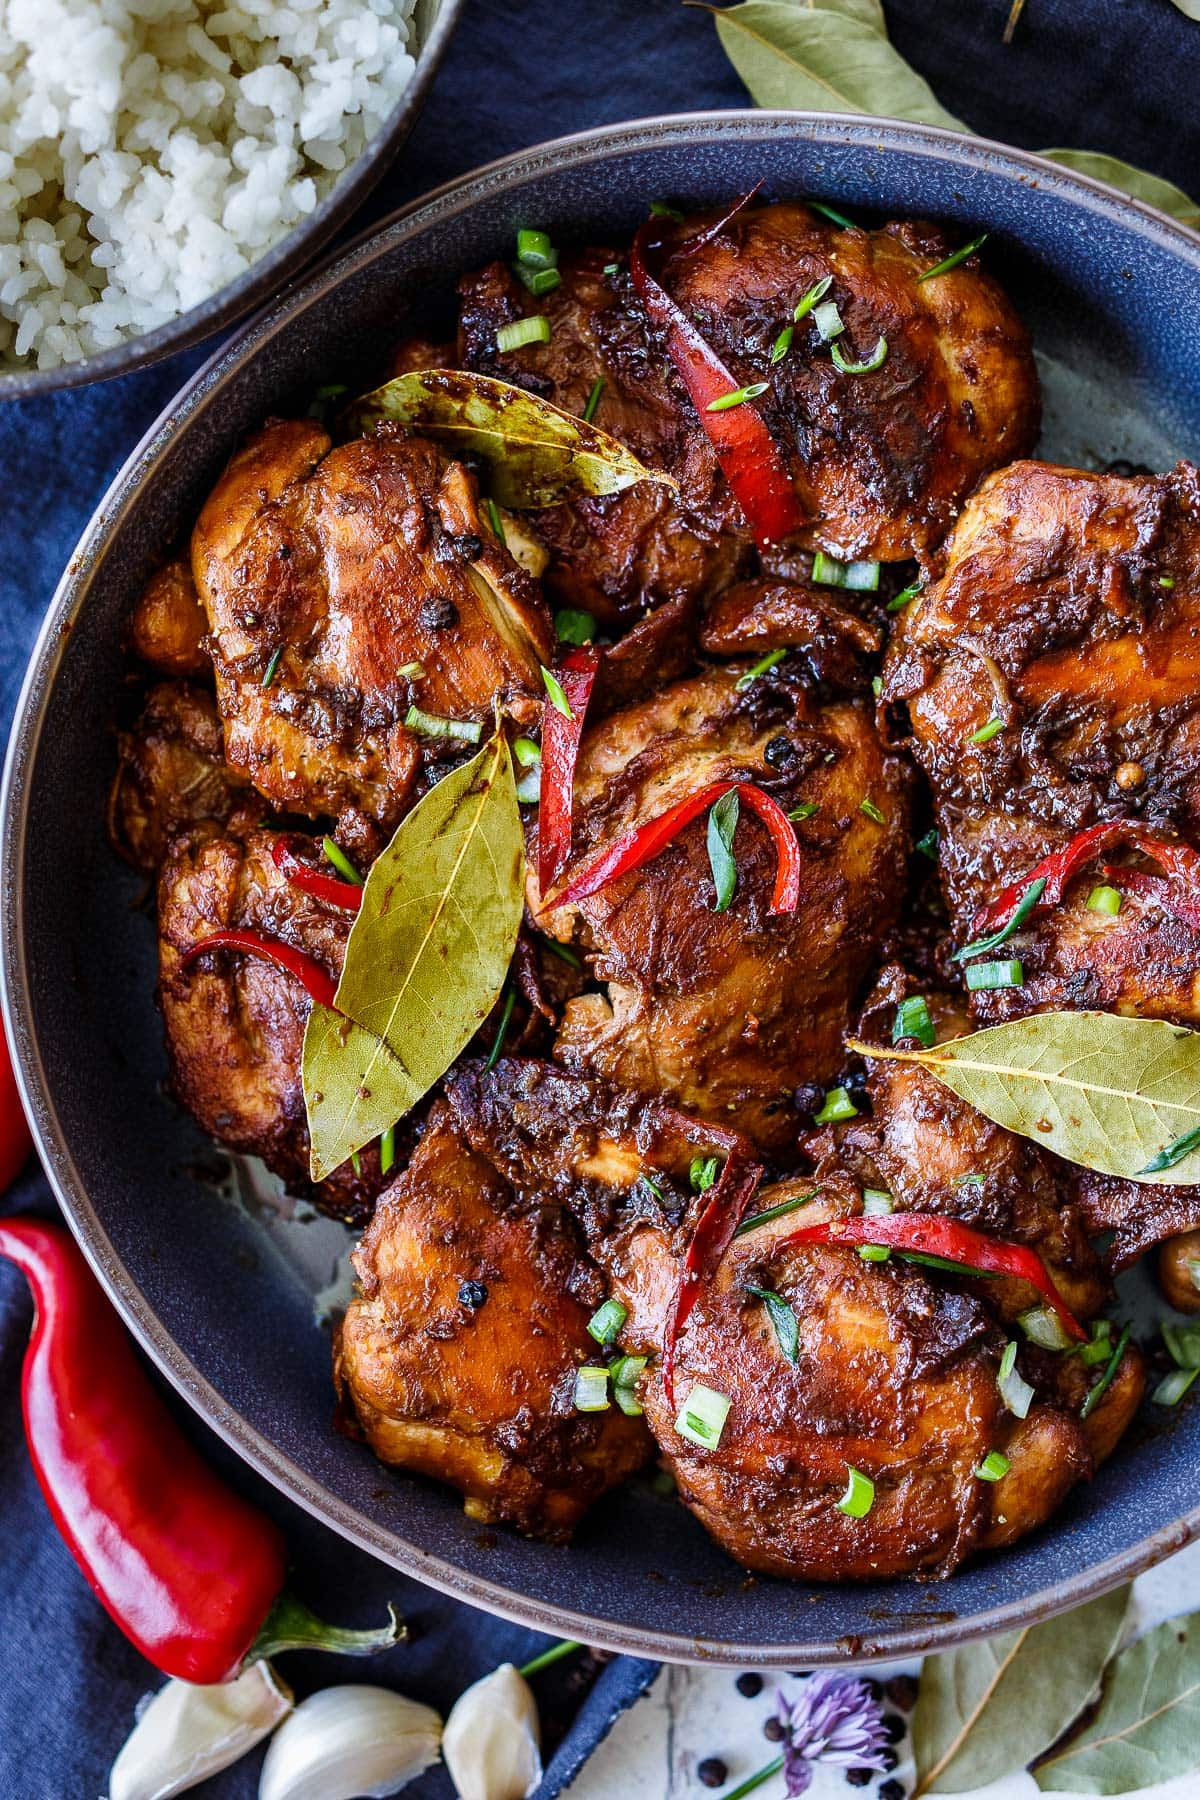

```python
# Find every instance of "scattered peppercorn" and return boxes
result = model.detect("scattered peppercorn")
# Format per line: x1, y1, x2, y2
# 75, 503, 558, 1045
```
697, 1757, 728, 1788
882, 1712, 906, 1743
879, 1746, 900, 1772
845, 1772, 873, 1789
879, 1782, 907, 1800
456, 534, 483, 561
420, 595, 459, 630
735, 1672, 764, 1698
763, 1715, 786, 1742
458, 1280, 488, 1309
793, 1081, 825, 1124
884, 1674, 919, 1710
764, 735, 795, 768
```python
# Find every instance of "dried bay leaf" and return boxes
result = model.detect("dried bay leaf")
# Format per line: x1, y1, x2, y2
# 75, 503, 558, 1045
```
1039, 150, 1200, 231
847, 1013, 1200, 1185
349, 369, 676, 508
913, 1585, 1130, 1793
303, 734, 524, 1179
1034, 1609, 1200, 1793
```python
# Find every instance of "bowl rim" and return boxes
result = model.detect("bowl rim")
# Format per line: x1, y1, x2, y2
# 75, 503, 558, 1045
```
0, 0, 465, 403
5, 108, 1200, 1666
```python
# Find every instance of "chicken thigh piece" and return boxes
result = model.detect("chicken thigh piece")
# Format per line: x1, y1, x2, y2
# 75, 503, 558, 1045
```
537, 664, 911, 1154
191, 418, 554, 854
108, 682, 253, 874
128, 556, 211, 679
335, 1102, 650, 1539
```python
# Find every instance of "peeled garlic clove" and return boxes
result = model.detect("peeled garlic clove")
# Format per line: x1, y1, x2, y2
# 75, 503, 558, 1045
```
257, 1684, 441, 1800
109, 1660, 293, 1800
442, 1663, 543, 1800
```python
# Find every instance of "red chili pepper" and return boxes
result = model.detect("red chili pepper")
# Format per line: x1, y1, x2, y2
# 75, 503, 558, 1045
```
630, 199, 804, 549
181, 928, 339, 1010
663, 1151, 764, 1413
537, 644, 600, 898
971, 821, 1200, 937
0, 1025, 32, 1193
557, 779, 802, 914
1103, 864, 1200, 929
783, 1212, 1087, 1342
0, 1217, 402, 1680
271, 837, 363, 912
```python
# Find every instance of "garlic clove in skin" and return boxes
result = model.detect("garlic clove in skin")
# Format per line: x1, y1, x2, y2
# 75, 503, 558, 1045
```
257, 1683, 442, 1800
442, 1663, 543, 1800
108, 1660, 294, 1800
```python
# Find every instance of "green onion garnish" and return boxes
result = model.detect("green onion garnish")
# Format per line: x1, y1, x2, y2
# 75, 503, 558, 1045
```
1018, 1304, 1074, 1350
515, 767, 541, 805
612, 1385, 644, 1418
314, 381, 348, 401
516, 228, 555, 268
1159, 575, 1176, 589
573, 1366, 611, 1412
649, 199, 685, 222
967, 716, 1004, 745
513, 736, 541, 768
831, 334, 888, 375
555, 608, 596, 645
771, 324, 794, 364
690, 1154, 719, 1193
640, 1172, 666, 1202
587, 1297, 628, 1346
893, 994, 935, 1047
540, 666, 573, 718
582, 378, 604, 424
404, 706, 483, 743
1080, 1323, 1132, 1420
998, 1340, 1034, 1418
539, 932, 581, 967
858, 1245, 891, 1263
486, 497, 507, 545
602, 261, 620, 276
814, 1085, 858, 1125
735, 647, 786, 690
872, 676, 883, 698
1153, 1365, 1200, 1406
485, 985, 515, 1072
1139, 1124, 1200, 1175
793, 274, 833, 320
788, 801, 819, 822
734, 1189, 819, 1237
812, 300, 845, 342
811, 551, 881, 591
862, 1187, 894, 1215
966, 957, 1023, 991
902, 1251, 998, 1277
837, 1465, 875, 1517
887, 580, 923, 613
1077, 1319, 1114, 1366
707, 381, 770, 412
707, 788, 739, 913
746, 1285, 799, 1364
954, 1172, 984, 1189
808, 199, 857, 230
379, 1125, 396, 1177
1162, 1320, 1200, 1370
675, 1383, 731, 1449
519, 265, 561, 296
321, 837, 362, 885
916, 828, 938, 860
860, 798, 885, 824
350, 1149, 362, 1177
1087, 884, 1122, 916
262, 646, 284, 688
610, 1353, 647, 1413
953, 876, 1045, 962
496, 316, 551, 353
975, 1450, 1010, 1482
398, 660, 425, 680
917, 232, 989, 283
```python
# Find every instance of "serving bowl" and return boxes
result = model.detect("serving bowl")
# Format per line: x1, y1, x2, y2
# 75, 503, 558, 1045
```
5, 112, 1200, 1666
0, 0, 463, 403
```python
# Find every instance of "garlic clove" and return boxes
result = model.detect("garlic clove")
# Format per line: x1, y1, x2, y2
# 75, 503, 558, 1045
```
442, 1663, 543, 1800
108, 1660, 294, 1800
257, 1683, 442, 1800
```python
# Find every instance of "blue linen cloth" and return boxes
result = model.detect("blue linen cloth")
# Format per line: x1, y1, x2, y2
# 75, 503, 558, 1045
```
0, 1, 1196, 1793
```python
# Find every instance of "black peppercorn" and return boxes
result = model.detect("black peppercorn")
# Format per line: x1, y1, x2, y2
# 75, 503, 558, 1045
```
880, 1746, 900, 1772
763, 1715, 786, 1742
456, 533, 483, 561
735, 1672, 763, 1698
879, 1782, 907, 1800
882, 1713, 906, 1743
420, 595, 459, 630
697, 1757, 728, 1788
862, 1677, 884, 1700
884, 1674, 919, 1710
458, 1280, 488, 1309
764, 734, 795, 768
793, 1081, 825, 1124
845, 1771, 872, 1789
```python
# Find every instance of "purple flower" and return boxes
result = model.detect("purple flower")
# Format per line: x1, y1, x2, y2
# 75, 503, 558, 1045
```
775, 1672, 890, 1797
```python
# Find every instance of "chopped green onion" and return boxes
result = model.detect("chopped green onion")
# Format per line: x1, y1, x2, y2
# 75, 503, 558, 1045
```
814, 1085, 858, 1125
555, 608, 596, 645
540, 666, 573, 718
314, 381, 348, 401
998, 1340, 1034, 1419
858, 1245, 891, 1263
811, 551, 881, 590
513, 736, 542, 769
404, 706, 483, 743
808, 199, 857, 229
788, 801, 819, 821
812, 300, 845, 341
350, 1149, 362, 1177
893, 995, 935, 1047
675, 1383, 731, 1449
1159, 575, 1176, 590
587, 1297, 628, 1347
953, 876, 1045, 962
1087, 884, 1122, 917
770, 324, 794, 364
966, 957, 1023, 991
967, 716, 1004, 745
734, 1189, 819, 1237
640, 1173, 666, 1202
1080, 1323, 1132, 1420
872, 676, 883, 698
862, 1188, 894, 1215
379, 1125, 396, 1177
1153, 1365, 1200, 1406
1019, 1304, 1074, 1350
485, 985, 515, 1072
707, 788, 740, 913
610, 1353, 647, 1413
516, 228, 555, 268
902, 1251, 998, 1277
746, 1285, 799, 1364
573, 1366, 611, 1412
321, 837, 362, 885
954, 1172, 984, 1189
917, 232, 989, 283
612, 1384, 644, 1417
707, 381, 770, 412
860, 798, 885, 824
398, 660, 425, 680
602, 262, 620, 276
582, 378, 604, 424
837, 1465, 875, 1517
735, 647, 786, 690
515, 767, 541, 805
915, 828, 938, 860
831, 334, 888, 375
887, 580, 923, 613
1162, 1320, 1200, 1370
975, 1451, 1010, 1482
1140, 1124, 1200, 1175
649, 199, 685, 222
793, 275, 833, 320
690, 1155, 719, 1193
1078, 1319, 1114, 1367
496, 316, 551, 353
539, 932, 581, 967
486, 497, 507, 545
519, 265, 561, 296
262, 646, 284, 689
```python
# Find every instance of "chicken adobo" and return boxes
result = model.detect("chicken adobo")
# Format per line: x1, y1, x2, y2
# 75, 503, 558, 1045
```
110, 191, 1191, 1587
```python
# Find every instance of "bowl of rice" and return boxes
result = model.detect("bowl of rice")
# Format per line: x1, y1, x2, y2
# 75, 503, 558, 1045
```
0, 0, 462, 394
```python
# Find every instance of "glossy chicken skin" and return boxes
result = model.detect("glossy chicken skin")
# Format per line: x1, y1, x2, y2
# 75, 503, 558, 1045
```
157, 823, 382, 1222
109, 681, 252, 873
191, 419, 554, 853
335, 1102, 650, 1539
537, 664, 910, 1153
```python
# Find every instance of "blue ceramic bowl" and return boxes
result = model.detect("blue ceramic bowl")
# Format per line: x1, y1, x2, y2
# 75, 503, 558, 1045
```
5, 114, 1200, 1665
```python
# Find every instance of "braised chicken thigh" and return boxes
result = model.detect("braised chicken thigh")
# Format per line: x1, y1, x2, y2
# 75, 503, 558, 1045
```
109, 681, 251, 873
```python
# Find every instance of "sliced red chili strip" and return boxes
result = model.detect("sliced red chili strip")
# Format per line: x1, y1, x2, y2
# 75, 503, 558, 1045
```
181, 929, 338, 1010
1104, 865, 1200, 930
537, 643, 600, 898
630, 207, 803, 549
272, 837, 363, 911
663, 1152, 764, 1412
783, 1212, 1086, 1341
557, 779, 802, 914
970, 820, 1200, 937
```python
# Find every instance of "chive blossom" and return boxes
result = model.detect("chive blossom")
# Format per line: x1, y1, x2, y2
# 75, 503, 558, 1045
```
837, 1465, 875, 1517
735, 647, 786, 690
707, 380, 769, 412
404, 706, 483, 743
917, 232, 989, 282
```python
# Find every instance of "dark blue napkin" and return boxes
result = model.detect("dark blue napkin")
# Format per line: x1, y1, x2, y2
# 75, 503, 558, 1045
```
1, 1, 1196, 1794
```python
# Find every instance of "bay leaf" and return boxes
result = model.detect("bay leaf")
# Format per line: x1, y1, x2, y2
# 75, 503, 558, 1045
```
1039, 150, 1200, 231
912, 1584, 1130, 1794
349, 369, 676, 508
1034, 1608, 1200, 1794
302, 734, 524, 1179
846, 1012, 1200, 1186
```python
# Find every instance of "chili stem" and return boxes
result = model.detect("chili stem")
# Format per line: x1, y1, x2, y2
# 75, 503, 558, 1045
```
518, 1638, 583, 1677
249, 1590, 404, 1664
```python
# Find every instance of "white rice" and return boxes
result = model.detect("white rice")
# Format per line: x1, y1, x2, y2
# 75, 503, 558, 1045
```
0, 0, 419, 371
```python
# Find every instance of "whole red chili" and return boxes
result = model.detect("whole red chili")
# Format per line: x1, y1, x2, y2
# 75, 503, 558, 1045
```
663, 1152, 763, 1412
537, 643, 600, 897
271, 837, 363, 912
181, 928, 338, 1010
0, 1217, 401, 1681
0, 1025, 32, 1193
971, 821, 1200, 937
